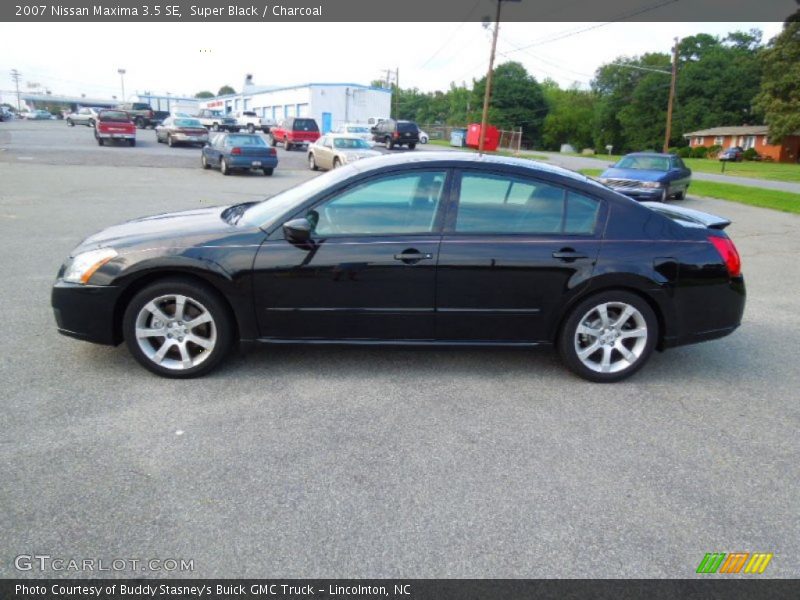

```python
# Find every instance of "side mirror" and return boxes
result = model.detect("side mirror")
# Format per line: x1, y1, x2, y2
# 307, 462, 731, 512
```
283, 217, 312, 244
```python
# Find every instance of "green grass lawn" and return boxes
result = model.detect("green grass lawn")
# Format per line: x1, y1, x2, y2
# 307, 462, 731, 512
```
578, 168, 800, 215
682, 158, 800, 184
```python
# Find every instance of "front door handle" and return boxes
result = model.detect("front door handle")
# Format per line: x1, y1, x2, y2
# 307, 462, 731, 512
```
552, 249, 588, 260
394, 249, 433, 264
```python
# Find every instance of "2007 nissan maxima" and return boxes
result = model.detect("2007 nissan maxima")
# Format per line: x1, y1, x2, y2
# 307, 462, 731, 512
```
52, 153, 745, 382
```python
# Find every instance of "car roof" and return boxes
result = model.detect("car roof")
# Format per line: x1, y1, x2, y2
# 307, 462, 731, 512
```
624, 152, 674, 158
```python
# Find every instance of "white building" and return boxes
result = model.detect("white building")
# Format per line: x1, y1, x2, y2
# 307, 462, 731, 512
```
199, 83, 392, 133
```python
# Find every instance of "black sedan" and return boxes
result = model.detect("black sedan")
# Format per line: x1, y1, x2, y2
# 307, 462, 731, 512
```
52, 153, 745, 382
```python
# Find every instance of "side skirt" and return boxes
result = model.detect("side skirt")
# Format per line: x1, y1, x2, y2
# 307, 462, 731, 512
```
255, 338, 544, 348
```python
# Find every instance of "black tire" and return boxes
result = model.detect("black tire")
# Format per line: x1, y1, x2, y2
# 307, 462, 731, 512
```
558, 290, 658, 383
263, 168, 274, 176
675, 188, 686, 200
211, 123, 220, 132
660, 188, 669, 203
122, 277, 234, 378
167, 135, 175, 147
135, 117, 144, 129
67, 119, 74, 127
284, 138, 292, 151
308, 153, 318, 171
97, 137, 104, 146
247, 124, 255, 133
269, 135, 277, 147
88, 119, 95, 128
129, 139, 136, 147
220, 158, 231, 175
333, 158, 341, 169
386, 136, 394, 150
408, 143, 417, 150
201, 154, 210, 169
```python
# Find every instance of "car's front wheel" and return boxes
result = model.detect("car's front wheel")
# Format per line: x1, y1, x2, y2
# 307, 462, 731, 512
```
67, 119, 74, 127
201, 154, 210, 169
308, 153, 318, 171
558, 291, 657, 383
122, 278, 234, 378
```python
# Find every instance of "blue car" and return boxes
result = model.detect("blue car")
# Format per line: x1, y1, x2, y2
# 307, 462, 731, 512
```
598, 152, 691, 202
201, 133, 278, 176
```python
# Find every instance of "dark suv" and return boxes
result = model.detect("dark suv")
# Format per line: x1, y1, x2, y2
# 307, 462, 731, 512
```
116, 102, 155, 129
269, 117, 321, 150
372, 119, 420, 150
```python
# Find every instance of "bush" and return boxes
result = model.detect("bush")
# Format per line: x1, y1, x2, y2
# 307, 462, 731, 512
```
743, 148, 760, 161
667, 147, 679, 154
707, 144, 723, 158
677, 147, 693, 158
691, 146, 710, 158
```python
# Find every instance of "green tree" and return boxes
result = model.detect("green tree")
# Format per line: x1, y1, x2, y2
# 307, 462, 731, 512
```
470, 61, 548, 146
217, 85, 236, 96
541, 80, 596, 151
755, 14, 800, 143
194, 90, 214, 99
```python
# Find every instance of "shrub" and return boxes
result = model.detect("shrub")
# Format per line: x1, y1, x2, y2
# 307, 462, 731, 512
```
743, 148, 760, 161
677, 147, 693, 158
691, 146, 710, 158
667, 147, 679, 154
707, 144, 723, 158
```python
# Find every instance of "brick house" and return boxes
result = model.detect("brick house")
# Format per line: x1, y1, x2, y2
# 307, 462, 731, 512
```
683, 126, 800, 163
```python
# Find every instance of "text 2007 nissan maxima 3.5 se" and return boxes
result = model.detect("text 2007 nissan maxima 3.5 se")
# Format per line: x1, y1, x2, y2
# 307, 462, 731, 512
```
52, 153, 745, 382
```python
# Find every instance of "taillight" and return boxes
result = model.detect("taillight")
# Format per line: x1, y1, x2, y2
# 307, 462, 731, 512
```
708, 235, 742, 278
231, 147, 242, 155
393, 131, 400, 139
269, 148, 276, 156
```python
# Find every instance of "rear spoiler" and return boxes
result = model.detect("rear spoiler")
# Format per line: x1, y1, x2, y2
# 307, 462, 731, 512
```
640, 202, 731, 230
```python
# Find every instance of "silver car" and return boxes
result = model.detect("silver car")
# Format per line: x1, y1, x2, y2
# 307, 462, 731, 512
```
331, 123, 375, 146
66, 107, 101, 127
307, 135, 381, 171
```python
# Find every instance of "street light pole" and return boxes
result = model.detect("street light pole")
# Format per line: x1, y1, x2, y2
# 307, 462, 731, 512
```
117, 68, 126, 102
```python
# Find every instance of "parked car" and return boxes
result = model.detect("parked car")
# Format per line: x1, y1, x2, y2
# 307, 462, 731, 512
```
269, 117, 320, 150
66, 107, 102, 127
234, 110, 273, 133
195, 109, 239, 132
51, 152, 745, 382
156, 117, 209, 147
307, 135, 381, 171
116, 102, 156, 129
94, 109, 136, 146
719, 147, 744, 162
371, 119, 421, 149
0, 107, 13, 121
331, 123, 375, 146
201, 132, 278, 175
25, 109, 53, 120
150, 110, 171, 128
419, 130, 430, 144
598, 152, 691, 202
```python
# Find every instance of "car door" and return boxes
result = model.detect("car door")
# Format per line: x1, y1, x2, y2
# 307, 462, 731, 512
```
669, 156, 692, 194
251, 168, 451, 341
318, 136, 334, 169
435, 168, 605, 342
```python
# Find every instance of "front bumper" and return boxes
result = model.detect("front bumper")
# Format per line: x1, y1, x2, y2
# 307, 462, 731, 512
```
609, 187, 664, 201
52, 280, 121, 345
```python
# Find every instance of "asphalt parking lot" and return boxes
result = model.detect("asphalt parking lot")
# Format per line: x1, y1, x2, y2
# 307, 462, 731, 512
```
1, 119, 798, 578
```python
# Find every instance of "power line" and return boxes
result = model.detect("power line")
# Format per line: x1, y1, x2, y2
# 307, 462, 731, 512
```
418, 0, 483, 69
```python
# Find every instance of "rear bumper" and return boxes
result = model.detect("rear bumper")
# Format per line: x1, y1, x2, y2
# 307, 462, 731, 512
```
52, 281, 121, 345
96, 132, 135, 140
227, 155, 279, 169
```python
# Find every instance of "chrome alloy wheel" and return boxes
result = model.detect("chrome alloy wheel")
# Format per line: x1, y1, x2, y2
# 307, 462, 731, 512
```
573, 302, 648, 374
134, 294, 217, 371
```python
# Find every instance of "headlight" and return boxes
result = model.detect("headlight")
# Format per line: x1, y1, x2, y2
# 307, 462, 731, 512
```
642, 181, 663, 189
63, 248, 117, 284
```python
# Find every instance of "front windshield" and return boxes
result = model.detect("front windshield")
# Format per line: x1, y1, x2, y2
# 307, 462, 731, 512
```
615, 155, 670, 171
346, 126, 369, 133
334, 138, 371, 149
239, 167, 358, 229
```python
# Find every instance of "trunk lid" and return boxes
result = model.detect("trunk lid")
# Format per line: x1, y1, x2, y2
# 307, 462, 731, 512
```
640, 202, 731, 230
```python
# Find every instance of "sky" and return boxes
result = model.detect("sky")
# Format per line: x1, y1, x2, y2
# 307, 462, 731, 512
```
0, 21, 785, 103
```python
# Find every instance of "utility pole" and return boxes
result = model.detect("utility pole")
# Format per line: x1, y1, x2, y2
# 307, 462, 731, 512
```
663, 37, 679, 153
478, 0, 519, 153
394, 67, 399, 121
117, 68, 126, 103
11, 69, 22, 112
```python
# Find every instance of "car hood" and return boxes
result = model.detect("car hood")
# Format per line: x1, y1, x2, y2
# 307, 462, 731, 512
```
600, 168, 666, 182
343, 150, 382, 159
72, 206, 240, 255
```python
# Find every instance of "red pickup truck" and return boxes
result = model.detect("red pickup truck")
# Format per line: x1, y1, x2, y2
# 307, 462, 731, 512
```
94, 110, 137, 146
269, 117, 320, 150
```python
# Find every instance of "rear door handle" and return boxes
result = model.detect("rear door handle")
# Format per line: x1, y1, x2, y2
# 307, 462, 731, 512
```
552, 250, 588, 260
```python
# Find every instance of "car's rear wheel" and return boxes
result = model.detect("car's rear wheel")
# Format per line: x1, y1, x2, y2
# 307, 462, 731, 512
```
97, 137, 104, 146
129, 139, 136, 147
386, 136, 394, 150
333, 158, 341, 169
308, 153, 318, 170
247, 124, 255, 133
67, 119, 74, 127
167, 135, 175, 147
212, 123, 220, 132
675, 187, 687, 200
558, 291, 658, 383
88, 119, 95, 128
220, 158, 230, 175
285, 138, 292, 151
123, 279, 234, 378
408, 143, 417, 150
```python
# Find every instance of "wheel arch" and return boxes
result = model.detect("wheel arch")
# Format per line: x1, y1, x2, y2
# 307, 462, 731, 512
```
111, 268, 244, 346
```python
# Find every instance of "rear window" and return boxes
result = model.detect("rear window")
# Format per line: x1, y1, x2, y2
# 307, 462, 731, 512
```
225, 135, 267, 146
292, 119, 319, 132
131, 103, 151, 111
174, 118, 202, 127
397, 122, 419, 133
99, 111, 130, 122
